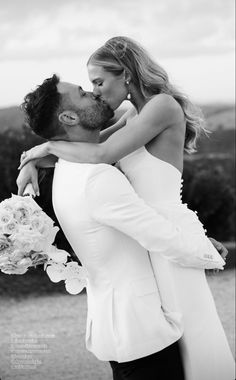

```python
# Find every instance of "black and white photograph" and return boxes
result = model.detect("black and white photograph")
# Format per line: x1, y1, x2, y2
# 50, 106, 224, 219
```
0, 0, 235, 379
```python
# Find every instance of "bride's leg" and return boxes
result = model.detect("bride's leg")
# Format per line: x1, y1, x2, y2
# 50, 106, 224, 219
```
170, 264, 235, 380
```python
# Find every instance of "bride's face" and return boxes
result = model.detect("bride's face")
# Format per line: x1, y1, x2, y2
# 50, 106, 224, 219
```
87, 64, 127, 110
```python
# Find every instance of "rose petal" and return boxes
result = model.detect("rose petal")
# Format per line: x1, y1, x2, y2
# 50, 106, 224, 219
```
46, 264, 65, 282
47, 247, 70, 264
64, 278, 86, 295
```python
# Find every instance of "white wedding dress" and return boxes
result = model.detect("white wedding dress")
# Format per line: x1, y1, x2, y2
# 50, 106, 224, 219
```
117, 146, 235, 380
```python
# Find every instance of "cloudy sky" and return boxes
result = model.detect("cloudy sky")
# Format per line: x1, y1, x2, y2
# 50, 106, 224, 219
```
0, 0, 234, 107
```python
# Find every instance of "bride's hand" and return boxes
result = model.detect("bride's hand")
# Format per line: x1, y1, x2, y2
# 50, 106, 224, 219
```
18, 142, 49, 170
16, 161, 40, 196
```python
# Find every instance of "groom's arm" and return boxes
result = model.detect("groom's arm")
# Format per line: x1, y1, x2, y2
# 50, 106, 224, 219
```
17, 156, 57, 195
86, 165, 225, 269
87, 165, 180, 254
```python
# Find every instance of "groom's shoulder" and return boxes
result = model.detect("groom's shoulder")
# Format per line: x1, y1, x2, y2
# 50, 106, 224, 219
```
87, 163, 122, 182
85, 163, 133, 206
86, 163, 131, 197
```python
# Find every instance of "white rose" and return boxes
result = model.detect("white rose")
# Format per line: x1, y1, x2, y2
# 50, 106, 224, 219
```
3, 221, 18, 235
46, 226, 59, 245
31, 217, 44, 231
26, 196, 42, 211
0, 198, 14, 212
14, 206, 30, 223
0, 235, 12, 253
1, 264, 28, 275
12, 199, 32, 212
0, 255, 10, 265
11, 249, 25, 262
13, 239, 32, 253
32, 237, 47, 252
7, 194, 22, 205
32, 210, 41, 217
0, 210, 14, 226
11, 230, 41, 252
10, 195, 41, 214
39, 223, 58, 240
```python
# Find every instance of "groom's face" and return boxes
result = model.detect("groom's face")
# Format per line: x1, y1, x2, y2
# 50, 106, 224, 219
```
57, 82, 114, 130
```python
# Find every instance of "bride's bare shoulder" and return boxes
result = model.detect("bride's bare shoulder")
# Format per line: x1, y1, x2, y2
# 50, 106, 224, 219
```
142, 93, 184, 123
145, 93, 182, 112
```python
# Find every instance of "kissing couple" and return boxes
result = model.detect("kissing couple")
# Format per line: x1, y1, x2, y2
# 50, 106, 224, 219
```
17, 36, 235, 380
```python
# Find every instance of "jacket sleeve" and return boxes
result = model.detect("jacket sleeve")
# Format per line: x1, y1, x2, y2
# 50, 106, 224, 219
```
86, 165, 225, 269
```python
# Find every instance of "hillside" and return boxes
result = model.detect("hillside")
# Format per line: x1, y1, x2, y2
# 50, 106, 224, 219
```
0, 106, 25, 132
114, 104, 235, 131
201, 105, 235, 131
0, 103, 235, 132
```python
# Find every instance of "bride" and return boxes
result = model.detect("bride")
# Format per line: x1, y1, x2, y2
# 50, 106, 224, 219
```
18, 36, 235, 380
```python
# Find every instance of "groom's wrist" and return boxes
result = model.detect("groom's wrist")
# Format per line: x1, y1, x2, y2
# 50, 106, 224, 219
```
34, 158, 44, 168
46, 141, 53, 155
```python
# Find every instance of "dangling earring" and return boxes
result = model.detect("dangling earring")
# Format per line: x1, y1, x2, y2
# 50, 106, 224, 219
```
126, 80, 131, 100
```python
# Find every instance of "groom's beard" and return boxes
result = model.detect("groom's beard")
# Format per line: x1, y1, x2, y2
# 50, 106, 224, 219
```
78, 100, 114, 131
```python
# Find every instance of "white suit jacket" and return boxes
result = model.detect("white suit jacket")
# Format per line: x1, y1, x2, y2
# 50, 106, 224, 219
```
52, 160, 223, 362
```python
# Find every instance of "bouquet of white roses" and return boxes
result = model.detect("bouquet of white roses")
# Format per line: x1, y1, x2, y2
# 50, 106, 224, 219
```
0, 193, 87, 294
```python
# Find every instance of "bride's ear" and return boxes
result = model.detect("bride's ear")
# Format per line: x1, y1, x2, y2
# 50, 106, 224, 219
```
124, 71, 131, 83
58, 110, 79, 126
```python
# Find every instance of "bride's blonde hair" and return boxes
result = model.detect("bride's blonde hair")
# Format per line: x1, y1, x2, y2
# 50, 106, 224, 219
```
88, 36, 208, 153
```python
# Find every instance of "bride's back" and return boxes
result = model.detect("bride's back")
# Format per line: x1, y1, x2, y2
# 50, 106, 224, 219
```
117, 146, 183, 206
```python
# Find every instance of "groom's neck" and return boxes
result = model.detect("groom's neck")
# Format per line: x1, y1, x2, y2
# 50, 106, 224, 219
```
60, 127, 100, 144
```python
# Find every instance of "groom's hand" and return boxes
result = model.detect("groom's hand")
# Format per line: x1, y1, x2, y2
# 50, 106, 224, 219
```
16, 162, 40, 196
207, 237, 229, 275
209, 237, 228, 261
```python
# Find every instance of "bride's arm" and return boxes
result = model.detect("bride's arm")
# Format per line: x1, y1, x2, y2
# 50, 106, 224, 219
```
99, 107, 136, 142
19, 94, 183, 167
98, 95, 183, 163
18, 107, 136, 168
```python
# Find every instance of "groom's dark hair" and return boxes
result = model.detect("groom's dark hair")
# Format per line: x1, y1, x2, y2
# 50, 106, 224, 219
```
21, 74, 65, 139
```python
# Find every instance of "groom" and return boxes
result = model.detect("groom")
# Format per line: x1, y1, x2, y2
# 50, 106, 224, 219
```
18, 75, 187, 380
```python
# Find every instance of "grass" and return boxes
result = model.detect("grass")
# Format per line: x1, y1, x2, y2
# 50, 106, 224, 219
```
0, 266, 70, 300
0, 268, 235, 380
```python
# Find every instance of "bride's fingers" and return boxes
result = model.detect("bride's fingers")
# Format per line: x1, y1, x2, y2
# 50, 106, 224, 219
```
20, 151, 27, 163
18, 156, 31, 170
